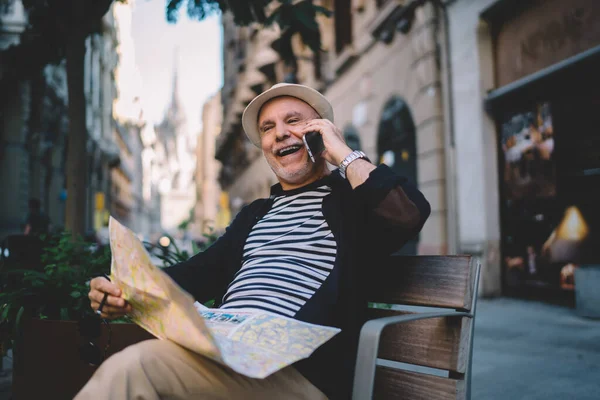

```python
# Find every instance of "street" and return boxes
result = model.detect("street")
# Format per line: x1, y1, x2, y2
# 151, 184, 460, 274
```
1, 297, 598, 399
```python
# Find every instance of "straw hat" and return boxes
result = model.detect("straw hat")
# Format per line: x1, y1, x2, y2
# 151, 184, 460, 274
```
241, 83, 334, 147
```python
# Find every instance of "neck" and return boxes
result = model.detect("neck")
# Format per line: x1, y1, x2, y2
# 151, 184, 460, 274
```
279, 168, 331, 191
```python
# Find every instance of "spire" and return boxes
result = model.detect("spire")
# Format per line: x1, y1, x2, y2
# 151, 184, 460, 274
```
164, 47, 184, 130
155, 48, 185, 142
171, 47, 180, 110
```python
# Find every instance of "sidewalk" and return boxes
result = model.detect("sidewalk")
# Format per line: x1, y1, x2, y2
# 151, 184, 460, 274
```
0, 298, 598, 399
472, 298, 600, 399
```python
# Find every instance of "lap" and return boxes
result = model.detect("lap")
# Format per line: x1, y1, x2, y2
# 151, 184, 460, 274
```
93, 339, 327, 400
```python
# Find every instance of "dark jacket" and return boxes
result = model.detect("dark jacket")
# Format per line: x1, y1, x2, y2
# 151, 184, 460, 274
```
165, 165, 430, 399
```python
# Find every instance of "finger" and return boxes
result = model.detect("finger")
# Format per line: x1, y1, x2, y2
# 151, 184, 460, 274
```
96, 304, 128, 315
89, 292, 127, 308
89, 298, 131, 316
98, 310, 127, 320
91, 277, 121, 297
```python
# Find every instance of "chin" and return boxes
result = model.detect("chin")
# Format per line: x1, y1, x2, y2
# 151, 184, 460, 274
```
268, 161, 309, 183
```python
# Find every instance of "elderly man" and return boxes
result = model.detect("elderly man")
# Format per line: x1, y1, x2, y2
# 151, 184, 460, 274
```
78, 83, 430, 399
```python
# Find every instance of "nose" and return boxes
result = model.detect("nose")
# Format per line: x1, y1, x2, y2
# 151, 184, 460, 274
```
275, 124, 291, 142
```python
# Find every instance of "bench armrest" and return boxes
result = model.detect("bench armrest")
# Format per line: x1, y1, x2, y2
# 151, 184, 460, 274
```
352, 310, 472, 400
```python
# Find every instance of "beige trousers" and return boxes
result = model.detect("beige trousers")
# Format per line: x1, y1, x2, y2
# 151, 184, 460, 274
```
74, 339, 327, 400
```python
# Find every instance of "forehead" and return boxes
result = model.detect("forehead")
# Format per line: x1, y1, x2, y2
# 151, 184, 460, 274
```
258, 96, 319, 123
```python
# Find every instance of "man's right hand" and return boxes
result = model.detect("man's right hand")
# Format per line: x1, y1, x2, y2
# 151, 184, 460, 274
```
88, 277, 132, 319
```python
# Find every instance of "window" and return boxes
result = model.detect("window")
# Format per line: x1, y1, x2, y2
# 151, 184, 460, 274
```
334, 0, 352, 53
0, 0, 15, 15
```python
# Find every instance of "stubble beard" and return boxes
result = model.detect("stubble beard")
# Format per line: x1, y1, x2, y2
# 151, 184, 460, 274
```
266, 154, 319, 187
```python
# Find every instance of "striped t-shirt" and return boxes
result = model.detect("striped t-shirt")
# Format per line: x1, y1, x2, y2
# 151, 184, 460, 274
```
220, 184, 337, 317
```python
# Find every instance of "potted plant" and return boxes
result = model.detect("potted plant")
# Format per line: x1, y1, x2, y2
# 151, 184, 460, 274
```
0, 231, 153, 399
0, 229, 218, 398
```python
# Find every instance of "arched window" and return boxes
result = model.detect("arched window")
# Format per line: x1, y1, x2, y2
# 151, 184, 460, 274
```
343, 124, 362, 151
377, 96, 419, 254
377, 96, 417, 186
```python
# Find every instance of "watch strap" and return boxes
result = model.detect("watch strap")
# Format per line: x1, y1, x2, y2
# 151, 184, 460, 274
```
338, 150, 369, 179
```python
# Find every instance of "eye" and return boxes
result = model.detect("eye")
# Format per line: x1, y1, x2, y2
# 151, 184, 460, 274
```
288, 118, 299, 124
260, 125, 274, 135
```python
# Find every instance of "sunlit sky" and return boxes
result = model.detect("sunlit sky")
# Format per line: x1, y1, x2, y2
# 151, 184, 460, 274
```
130, 0, 223, 135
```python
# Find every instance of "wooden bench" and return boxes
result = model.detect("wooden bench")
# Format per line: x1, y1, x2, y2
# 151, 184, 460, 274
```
353, 255, 481, 400
11, 255, 480, 399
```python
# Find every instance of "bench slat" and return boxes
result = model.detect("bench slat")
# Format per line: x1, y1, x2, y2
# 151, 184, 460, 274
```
374, 366, 465, 400
367, 256, 474, 310
366, 308, 471, 373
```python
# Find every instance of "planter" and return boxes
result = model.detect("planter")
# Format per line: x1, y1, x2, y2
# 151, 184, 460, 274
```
12, 318, 154, 399
575, 265, 600, 318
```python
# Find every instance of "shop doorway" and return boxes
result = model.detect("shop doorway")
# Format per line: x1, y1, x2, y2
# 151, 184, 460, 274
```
377, 96, 418, 255
497, 60, 600, 303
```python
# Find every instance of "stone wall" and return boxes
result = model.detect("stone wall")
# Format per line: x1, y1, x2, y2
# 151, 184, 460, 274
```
447, 0, 502, 296
324, 3, 449, 255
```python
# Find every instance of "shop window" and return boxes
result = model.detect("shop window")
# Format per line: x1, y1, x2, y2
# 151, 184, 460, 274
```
498, 100, 599, 297
334, 0, 352, 53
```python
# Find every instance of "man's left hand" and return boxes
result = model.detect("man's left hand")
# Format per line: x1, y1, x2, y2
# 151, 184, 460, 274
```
299, 119, 353, 166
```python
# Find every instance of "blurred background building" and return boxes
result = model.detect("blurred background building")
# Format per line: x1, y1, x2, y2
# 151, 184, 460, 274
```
194, 92, 226, 237
0, 0, 163, 243
153, 62, 197, 234
0, 0, 69, 240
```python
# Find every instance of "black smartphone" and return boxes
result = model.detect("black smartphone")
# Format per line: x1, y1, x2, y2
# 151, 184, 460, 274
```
303, 131, 325, 163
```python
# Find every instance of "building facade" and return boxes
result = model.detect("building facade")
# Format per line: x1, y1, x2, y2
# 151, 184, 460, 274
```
216, 10, 282, 215
447, 0, 600, 300
112, 0, 161, 240
85, 7, 121, 237
319, 0, 453, 257
194, 92, 226, 237
0, 1, 122, 241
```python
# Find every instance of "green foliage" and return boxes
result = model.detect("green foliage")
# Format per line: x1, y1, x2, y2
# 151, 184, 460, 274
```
0, 231, 111, 354
0, 232, 110, 320
165, 0, 331, 64
166, 0, 270, 25
265, 0, 332, 63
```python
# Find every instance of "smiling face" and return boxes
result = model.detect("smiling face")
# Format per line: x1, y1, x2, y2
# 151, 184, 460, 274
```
258, 96, 329, 190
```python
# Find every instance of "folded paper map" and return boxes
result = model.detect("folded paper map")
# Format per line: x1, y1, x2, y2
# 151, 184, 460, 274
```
108, 216, 340, 378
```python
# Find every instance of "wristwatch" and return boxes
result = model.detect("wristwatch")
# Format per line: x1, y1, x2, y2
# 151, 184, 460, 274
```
338, 150, 369, 179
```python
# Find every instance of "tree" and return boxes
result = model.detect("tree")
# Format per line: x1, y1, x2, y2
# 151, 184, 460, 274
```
0, 0, 328, 236
166, 0, 331, 66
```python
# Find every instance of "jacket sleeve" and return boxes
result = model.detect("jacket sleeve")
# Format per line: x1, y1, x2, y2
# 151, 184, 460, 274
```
163, 207, 247, 303
352, 164, 431, 254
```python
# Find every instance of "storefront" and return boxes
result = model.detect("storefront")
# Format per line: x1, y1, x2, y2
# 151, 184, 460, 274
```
483, 0, 600, 303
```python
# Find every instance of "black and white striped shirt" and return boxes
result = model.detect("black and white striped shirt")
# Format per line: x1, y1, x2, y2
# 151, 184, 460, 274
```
220, 184, 337, 317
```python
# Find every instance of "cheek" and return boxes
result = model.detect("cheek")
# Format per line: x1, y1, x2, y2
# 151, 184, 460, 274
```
260, 134, 273, 152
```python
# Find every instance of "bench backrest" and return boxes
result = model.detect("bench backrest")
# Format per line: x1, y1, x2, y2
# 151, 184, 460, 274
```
365, 255, 480, 400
